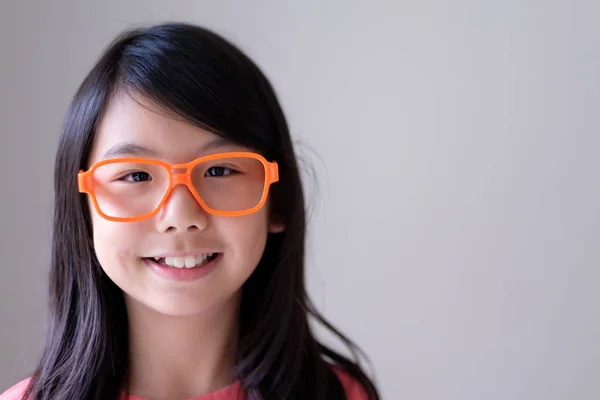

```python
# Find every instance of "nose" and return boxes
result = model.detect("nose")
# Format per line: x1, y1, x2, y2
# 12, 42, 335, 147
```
156, 184, 208, 233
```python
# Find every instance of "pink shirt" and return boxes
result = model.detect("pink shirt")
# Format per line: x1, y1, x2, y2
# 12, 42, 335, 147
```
1, 369, 368, 400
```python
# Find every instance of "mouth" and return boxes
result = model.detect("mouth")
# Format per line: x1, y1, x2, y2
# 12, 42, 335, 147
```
143, 253, 220, 269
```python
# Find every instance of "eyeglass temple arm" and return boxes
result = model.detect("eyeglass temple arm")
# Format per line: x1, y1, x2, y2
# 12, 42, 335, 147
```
270, 162, 279, 182
78, 170, 91, 193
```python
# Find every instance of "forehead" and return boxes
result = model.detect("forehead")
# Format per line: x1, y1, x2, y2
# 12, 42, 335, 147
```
89, 93, 242, 165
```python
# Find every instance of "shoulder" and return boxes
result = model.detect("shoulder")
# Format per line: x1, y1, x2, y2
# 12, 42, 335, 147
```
332, 367, 370, 400
0, 378, 31, 400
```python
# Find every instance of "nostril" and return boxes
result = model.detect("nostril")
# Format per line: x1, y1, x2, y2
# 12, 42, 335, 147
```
164, 223, 201, 233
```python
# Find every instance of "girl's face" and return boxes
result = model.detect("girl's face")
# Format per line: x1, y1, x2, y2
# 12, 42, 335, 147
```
87, 93, 283, 316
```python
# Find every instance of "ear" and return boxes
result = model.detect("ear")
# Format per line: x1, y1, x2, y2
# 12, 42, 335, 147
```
268, 214, 285, 233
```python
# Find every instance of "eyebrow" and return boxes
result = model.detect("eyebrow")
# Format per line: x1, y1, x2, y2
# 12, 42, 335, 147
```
102, 136, 244, 159
199, 136, 243, 153
102, 142, 157, 158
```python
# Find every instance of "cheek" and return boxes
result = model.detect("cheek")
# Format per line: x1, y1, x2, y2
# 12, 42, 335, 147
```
220, 210, 270, 269
90, 213, 144, 274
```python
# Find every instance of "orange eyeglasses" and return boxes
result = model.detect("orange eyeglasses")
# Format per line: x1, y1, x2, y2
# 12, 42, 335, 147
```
78, 151, 279, 222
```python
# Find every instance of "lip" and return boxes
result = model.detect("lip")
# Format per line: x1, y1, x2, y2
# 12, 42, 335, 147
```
143, 253, 222, 282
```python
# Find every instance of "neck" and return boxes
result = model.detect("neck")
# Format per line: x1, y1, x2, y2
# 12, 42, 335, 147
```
125, 294, 240, 400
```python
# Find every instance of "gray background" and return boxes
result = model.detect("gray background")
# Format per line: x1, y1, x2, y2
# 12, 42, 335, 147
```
1, 1, 599, 399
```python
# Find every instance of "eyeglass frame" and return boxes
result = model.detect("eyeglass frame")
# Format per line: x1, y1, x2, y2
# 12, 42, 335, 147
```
77, 151, 279, 222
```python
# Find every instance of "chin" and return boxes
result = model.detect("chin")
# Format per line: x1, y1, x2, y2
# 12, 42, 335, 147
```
125, 285, 241, 319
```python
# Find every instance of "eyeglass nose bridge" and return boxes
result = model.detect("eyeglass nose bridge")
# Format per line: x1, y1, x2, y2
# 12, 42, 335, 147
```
172, 172, 190, 186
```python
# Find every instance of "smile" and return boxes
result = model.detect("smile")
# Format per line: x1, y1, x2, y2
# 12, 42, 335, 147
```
146, 253, 220, 268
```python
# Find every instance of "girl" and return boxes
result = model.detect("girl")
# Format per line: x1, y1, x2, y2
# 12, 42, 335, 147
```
1, 22, 380, 400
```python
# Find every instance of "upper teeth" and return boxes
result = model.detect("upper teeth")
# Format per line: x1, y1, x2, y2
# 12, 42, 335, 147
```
153, 254, 216, 268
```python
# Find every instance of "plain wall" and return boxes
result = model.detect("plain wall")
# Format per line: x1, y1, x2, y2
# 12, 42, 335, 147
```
1, 1, 599, 399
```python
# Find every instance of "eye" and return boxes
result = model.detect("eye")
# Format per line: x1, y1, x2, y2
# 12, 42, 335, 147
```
204, 166, 234, 177
119, 171, 152, 182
